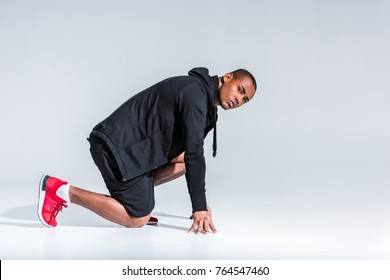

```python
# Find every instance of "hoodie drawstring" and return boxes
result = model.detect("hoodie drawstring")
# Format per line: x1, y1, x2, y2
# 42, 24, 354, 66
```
212, 109, 218, 157
212, 124, 217, 157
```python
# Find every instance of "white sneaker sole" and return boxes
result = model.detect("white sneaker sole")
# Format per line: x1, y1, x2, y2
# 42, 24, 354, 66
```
37, 174, 54, 228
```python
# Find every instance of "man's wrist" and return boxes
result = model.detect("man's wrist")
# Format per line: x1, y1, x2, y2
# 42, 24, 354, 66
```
189, 190, 207, 212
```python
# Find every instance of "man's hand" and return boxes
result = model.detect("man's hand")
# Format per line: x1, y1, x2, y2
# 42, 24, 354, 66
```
188, 207, 217, 234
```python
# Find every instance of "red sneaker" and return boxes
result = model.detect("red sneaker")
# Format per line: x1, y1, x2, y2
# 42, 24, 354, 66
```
147, 216, 158, 225
38, 175, 68, 227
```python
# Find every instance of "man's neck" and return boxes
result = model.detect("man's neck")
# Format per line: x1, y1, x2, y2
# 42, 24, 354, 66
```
214, 77, 222, 107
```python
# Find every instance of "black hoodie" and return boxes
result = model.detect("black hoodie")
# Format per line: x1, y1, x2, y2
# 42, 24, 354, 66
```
90, 67, 218, 212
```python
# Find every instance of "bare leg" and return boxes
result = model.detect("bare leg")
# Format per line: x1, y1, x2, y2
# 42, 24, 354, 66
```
153, 152, 186, 186
68, 152, 185, 227
153, 163, 186, 186
69, 186, 150, 228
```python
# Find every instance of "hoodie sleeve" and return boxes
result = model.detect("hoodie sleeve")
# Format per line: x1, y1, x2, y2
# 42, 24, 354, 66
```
177, 83, 208, 212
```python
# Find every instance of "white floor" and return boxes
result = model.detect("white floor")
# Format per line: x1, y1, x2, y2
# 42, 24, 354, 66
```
1, 168, 390, 260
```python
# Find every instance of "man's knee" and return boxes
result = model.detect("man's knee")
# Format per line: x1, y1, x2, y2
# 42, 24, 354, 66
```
123, 214, 151, 228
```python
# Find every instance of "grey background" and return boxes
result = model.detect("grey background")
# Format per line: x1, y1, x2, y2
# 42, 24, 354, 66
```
0, 0, 389, 259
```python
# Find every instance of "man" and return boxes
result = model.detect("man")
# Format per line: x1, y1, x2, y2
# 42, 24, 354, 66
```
38, 67, 257, 234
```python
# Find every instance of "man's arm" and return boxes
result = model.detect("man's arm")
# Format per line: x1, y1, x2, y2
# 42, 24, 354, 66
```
178, 84, 217, 234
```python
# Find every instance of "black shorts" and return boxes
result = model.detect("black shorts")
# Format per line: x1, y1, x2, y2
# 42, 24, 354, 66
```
89, 136, 155, 217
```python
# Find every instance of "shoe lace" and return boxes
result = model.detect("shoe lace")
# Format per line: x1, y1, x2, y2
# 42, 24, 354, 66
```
49, 202, 68, 222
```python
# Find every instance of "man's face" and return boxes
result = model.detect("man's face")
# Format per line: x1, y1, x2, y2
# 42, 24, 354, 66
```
217, 73, 256, 110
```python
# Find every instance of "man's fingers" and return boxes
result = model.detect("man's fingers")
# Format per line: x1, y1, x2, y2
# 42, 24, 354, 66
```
209, 221, 217, 233
203, 222, 210, 234
196, 221, 203, 234
188, 221, 196, 233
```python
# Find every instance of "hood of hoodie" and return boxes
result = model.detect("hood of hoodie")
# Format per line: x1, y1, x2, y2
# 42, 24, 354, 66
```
188, 67, 218, 111
188, 67, 219, 157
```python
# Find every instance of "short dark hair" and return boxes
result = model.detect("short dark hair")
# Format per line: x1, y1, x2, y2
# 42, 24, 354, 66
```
232, 69, 257, 91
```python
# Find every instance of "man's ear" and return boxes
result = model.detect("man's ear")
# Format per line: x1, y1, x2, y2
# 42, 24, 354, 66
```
222, 73, 233, 83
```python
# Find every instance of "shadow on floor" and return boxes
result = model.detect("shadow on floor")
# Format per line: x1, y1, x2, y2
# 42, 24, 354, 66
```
0, 204, 46, 228
155, 223, 188, 232
0, 220, 43, 228
0, 204, 120, 228
0, 205, 189, 231
1, 205, 38, 221
153, 211, 190, 220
